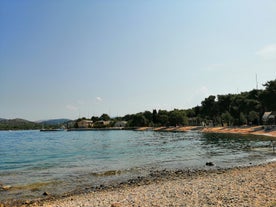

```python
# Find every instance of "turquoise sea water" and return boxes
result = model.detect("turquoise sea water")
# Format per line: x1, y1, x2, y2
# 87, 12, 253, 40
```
0, 130, 275, 201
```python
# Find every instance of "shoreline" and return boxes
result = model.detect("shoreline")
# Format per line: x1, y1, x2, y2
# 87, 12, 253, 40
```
5, 161, 275, 207
136, 125, 276, 138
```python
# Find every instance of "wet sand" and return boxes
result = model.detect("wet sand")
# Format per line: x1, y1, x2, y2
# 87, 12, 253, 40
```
17, 162, 276, 207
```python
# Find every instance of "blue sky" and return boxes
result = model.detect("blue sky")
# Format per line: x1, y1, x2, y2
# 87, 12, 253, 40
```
1, 0, 276, 121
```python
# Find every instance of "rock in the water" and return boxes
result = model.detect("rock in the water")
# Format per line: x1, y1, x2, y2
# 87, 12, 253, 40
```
206, 162, 215, 166
42, 191, 49, 196
2, 185, 12, 190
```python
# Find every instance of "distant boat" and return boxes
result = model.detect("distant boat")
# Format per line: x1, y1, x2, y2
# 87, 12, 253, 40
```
40, 128, 65, 132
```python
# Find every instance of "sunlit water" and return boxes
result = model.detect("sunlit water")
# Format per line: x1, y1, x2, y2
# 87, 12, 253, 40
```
0, 130, 275, 201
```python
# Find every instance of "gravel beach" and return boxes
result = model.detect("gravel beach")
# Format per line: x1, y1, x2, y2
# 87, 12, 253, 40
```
25, 161, 276, 207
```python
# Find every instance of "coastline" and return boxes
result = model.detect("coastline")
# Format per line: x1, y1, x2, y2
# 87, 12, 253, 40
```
136, 125, 276, 138
10, 161, 276, 207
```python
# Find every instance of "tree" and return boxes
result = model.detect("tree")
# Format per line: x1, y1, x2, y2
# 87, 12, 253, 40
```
152, 109, 158, 124
217, 94, 232, 114
221, 111, 233, 126
248, 111, 259, 125
91, 116, 99, 122
260, 79, 276, 111
100, 114, 110, 121
129, 113, 147, 127
201, 95, 219, 125
143, 111, 153, 123
156, 110, 169, 126
168, 109, 188, 126
239, 112, 247, 125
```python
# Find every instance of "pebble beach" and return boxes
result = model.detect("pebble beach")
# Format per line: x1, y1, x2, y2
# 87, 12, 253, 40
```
18, 161, 275, 207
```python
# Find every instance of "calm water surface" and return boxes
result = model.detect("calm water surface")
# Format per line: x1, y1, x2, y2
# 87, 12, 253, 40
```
0, 130, 275, 201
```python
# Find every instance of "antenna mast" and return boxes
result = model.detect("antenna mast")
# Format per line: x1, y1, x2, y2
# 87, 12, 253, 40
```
255, 74, 258, 90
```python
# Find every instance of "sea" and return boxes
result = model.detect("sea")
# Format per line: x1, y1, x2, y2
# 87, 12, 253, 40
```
0, 129, 275, 201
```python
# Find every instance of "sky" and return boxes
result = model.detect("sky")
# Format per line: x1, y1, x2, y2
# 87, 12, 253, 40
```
0, 0, 276, 121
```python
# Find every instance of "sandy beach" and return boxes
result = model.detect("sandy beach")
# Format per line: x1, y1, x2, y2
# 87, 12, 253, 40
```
136, 126, 276, 138
18, 161, 275, 207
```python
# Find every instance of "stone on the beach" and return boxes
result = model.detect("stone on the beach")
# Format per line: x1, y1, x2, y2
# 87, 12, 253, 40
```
24, 200, 31, 204
111, 202, 121, 207
43, 191, 49, 196
206, 162, 215, 166
2, 185, 12, 190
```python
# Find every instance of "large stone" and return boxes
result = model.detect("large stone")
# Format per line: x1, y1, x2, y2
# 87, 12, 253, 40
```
111, 202, 121, 207
2, 185, 12, 190
43, 191, 49, 196
206, 162, 215, 166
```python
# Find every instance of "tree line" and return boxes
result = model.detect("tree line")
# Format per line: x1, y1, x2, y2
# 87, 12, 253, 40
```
73, 79, 276, 128
116, 79, 275, 127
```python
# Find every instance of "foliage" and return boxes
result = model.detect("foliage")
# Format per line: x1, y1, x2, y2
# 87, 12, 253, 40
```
1, 79, 275, 130
122, 79, 276, 127
0, 119, 42, 130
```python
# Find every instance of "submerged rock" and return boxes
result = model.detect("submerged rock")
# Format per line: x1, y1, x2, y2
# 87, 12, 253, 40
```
42, 191, 49, 196
2, 185, 12, 191
206, 162, 215, 166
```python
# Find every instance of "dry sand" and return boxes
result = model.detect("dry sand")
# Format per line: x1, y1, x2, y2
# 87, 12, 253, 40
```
201, 126, 276, 138
136, 126, 276, 138
27, 162, 276, 207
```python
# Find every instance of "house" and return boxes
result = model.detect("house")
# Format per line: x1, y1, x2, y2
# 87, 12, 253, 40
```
262, 111, 276, 125
77, 119, 93, 128
93, 120, 111, 128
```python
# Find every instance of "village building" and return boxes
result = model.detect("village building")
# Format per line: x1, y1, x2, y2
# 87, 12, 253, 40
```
262, 111, 276, 125
77, 119, 93, 128
93, 120, 111, 128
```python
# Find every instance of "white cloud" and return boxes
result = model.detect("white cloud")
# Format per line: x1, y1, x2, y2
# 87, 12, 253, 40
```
256, 44, 276, 60
66, 104, 78, 111
96, 97, 103, 102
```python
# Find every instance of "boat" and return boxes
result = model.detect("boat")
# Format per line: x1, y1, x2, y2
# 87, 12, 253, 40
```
40, 128, 65, 132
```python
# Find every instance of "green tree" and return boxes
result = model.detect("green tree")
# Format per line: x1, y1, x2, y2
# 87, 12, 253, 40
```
221, 111, 233, 126
100, 114, 110, 121
248, 111, 259, 125
91, 116, 99, 122
239, 112, 247, 125
260, 79, 276, 111
168, 109, 188, 126
143, 111, 153, 123
201, 95, 220, 125
129, 113, 147, 127
156, 110, 169, 126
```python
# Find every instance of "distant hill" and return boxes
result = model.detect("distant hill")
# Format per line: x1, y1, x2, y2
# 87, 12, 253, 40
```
0, 118, 41, 130
0, 118, 72, 130
38, 119, 72, 126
